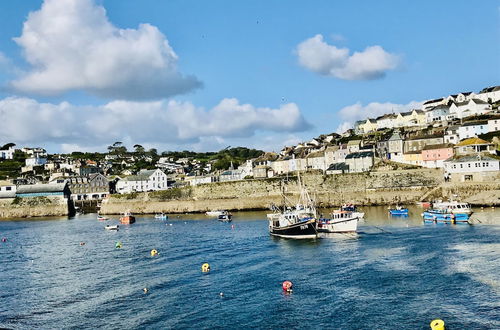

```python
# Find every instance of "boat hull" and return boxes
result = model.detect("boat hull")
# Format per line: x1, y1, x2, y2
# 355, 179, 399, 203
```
389, 209, 408, 216
269, 219, 317, 239
422, 211, 470, 223
120, 216, 136, 224
318, 217, 358, 233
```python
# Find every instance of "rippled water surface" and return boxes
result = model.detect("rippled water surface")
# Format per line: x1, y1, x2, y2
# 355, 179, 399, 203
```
1, 206, 499, 329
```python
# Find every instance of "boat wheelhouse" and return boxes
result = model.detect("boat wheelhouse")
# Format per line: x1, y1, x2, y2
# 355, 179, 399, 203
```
318, 210, 358, 233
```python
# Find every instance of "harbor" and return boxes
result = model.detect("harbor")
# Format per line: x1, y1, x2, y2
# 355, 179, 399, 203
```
1, 207, 499, 328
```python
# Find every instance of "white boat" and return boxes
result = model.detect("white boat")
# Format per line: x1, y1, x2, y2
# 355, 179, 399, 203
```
105, 225, 119, 230
268, 175, 318, 239
340, 204, 365, 219
318, 210, 358, 233
218, 212, 232, 222
154, 213, 168, 220
432, 201, 472, 215
206, 210, 225, 217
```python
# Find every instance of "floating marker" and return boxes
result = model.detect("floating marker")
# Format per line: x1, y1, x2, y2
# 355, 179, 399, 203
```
430, 319, 445, 330
201, 263, 210, 272
115, 241, 122, 249
143, 288, 148, 294
150, 249, 158, 256
282, 280, 293, 292
1, 238, 6, 242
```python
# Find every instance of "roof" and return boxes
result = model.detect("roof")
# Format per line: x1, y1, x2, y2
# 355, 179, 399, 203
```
345, 151, 374, 159
306, 151, 325, 158
462, 120, 488, 127
444, 154, 500, 163
347, 140, 361, 146
455, 137, 490, 146
422, 143, 453, 151
388, 131, 403, 141
406, 134, 444, 141
479, 86, 500, 94
423, 97, 444, 105
470, 98, 488, 104
123, 169, 157, 181
376, 113, 397, 120
16, 183, 67, 194
327, 162, 349, 171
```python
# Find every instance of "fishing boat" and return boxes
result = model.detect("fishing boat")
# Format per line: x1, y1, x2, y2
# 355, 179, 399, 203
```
268, 176, 318, 239
97, 215, 109, 221
422, 209, 470, 223
341, 203, 365, 219
154, 213, 168, 220
318, 210, 358, 233
218, 211, 232, 222
105, 225, 119, 230
389, 206, 409, 216
120, 211, 135, 224
432, 201, 473, 215
206, 210, 225, 217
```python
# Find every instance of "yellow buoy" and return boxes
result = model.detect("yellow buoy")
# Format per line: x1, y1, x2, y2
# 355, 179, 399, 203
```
430, 319, 445, 330
201, 263, 210, 272
150, 249, 158, 256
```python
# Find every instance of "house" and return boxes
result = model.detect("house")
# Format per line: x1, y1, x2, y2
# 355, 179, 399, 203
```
25, 157, 47, 167
358, 119, 378, 134
376, 139, 389, 159
272, 157, 291, 175
422, 97, 445, 110
451, 99, 492, 119
116, 169, 169, 194
0, 180, 16, 198
346, 140, 361, 153
404, 135, 444, 153
306, 151, 326, 171
376, 114, 398, 129
332, 144, 349, 164
425, 104, 450, 123
443, 154, 500, 182
253, 165, 274, 179
454, 137, 496, 155
457, 121, 489, 140
421, 144, 454, 168
0, 146, 15, 160
476, 85, 500, 103
488, 116, 500, 133
345, 151, 374, 173
353, 120, 365, 135
185, 175, 218, 186
387, 131, 404, 162
326, 162, 349, 175
219, 169, 244, 182
396, 110, 426, 127
64, 173, 109, 200
444, 126, 460, 144
21, 147, 47, 158
402, 151, 423, 166
16, 182, 70, 200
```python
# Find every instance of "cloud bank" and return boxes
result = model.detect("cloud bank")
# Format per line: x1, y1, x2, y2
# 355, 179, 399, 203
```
0, 97, 311, 149
296, 34, 400, 80
11, 0, 201, 100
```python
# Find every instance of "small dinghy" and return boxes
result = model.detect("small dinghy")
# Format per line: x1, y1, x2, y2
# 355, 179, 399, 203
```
97, 215, 109, 221
105, 225, 119, 231
154, 213, 168, 220
218, 211, 232, 222
389, 206, 409, 216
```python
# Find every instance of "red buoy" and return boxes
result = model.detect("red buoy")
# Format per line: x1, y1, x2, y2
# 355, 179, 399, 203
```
1, 238, 6, 242
282, 280, 293, 292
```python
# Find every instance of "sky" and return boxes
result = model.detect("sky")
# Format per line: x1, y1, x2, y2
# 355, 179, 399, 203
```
0, 0, 498, 154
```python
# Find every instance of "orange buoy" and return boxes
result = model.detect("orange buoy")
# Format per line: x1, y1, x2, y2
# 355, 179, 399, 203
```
282, 280, 293, 292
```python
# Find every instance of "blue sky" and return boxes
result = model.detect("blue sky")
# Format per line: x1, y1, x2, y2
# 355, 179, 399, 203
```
0, 0, 498, 153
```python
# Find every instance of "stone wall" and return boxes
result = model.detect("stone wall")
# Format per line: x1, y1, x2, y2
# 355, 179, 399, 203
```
0, 196, 70, 219
101, 169, 456, 214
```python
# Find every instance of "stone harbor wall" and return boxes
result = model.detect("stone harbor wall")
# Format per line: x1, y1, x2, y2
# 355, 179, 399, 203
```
102, 169, 494, 215
0, 196, 70, 219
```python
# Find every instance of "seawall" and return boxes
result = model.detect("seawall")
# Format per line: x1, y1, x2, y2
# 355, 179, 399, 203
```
99, 169, 499, 214
0, 197, 70, 219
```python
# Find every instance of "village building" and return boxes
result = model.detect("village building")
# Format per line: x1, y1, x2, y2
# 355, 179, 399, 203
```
0, 180, 16, 198
63, 174, 109, 200
345, 151, 374, 173
425, 104, 450, 123
454, 138, 496, 156
475, 86, 500, 104
422, 97, 446, 111
421, 144, 454, 168
115, 169, 169, 194
376, 114, 398, 130
326, 162, 349, 175
457, 121, 489, 140
346, 140, 361, 153
358, 119, 378, 134
185, 175, 218, 186
395, 110, 426, 127
449, 99, 492, 119
402, 151, 423, 166
306, 151, 327, 171
444, 126, 460, 144
488, 116, 500, 133
0, 146, 15, 160
16, 182, 71, 200
443, 154, 500, 182
404, 135, 444, 153
387, 131, 404, 162
253, 165, 274, 179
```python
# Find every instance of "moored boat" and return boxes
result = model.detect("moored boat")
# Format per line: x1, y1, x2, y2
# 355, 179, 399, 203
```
389, 206, 409, 216
120, 211, 136, 224
105, 225, 119, 230
154, 213, 168, 220
432, 201, 472, 215
318, 210, 358, 233
341, 204, 365, 219
206, 210, 225, 217
218, 212, 232, 222
97, 215, 109, 221
268, 175, 318, 239
422, 209, 470, 223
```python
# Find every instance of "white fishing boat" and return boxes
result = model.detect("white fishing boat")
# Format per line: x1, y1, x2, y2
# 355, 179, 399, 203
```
432, 201, 472, 215
105, 225, 119, 231
268, 175, 318, 239
318, 210, 358, 233
340, 204, 365, 219
218, 211, 232, 222
154, 213, 168, 220
206, 210, 225, 217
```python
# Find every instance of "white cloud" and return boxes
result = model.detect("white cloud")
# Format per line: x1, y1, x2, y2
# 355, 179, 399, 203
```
335, 121, 352, 134
296, 34, 400, 80
10, 0, 201, 100
0, 97, 311, 150
338, 100, 423, 122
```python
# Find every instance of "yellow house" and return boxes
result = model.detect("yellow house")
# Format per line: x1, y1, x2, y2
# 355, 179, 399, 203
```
359, 119, 378, 133
397, 110, 426, 127
403, 151, 423, 166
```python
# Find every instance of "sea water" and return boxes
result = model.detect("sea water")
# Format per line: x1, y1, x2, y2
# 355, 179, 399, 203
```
1, 206, 499, 329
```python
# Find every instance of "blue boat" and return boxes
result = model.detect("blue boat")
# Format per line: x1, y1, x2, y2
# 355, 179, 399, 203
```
422, 209, 470, 223
389, 207, 409, 216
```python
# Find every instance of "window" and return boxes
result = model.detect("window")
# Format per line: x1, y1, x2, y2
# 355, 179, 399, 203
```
468, 163, 471, 168
6, 187, 11, 191
464, 175, 473, 181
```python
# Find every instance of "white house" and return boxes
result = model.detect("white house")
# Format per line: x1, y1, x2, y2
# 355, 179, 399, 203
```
451, 99, 492, 119
426, 105, 450, 123
476, 86, 500, 103
444, 154, 500, 182
457, 121, 489, 141
0, 180, 16, 198
25, 157, 47, 166
116, 169, 169, 194
422, 97, 446, 110
488, 117, 500, 132
0, 146, 15, 160
444, 126, 460, 144
345, 151, 374, 173
306, 151, 327, 171
376, 114, 398, 129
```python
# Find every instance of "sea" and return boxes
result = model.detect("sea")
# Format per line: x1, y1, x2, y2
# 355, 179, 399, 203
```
1, 206, 499, 329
